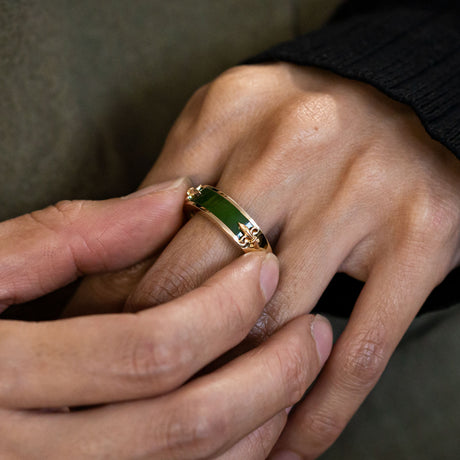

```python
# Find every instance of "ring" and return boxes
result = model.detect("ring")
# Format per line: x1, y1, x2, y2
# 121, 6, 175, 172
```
184, 185, 272, 253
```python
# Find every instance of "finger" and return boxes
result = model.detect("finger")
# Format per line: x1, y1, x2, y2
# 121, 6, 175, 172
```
272, 250, 445, 459
0, 252, 278, 409
0, 178, 189, 309
248, 200, 369, 344
124, 180, 366, 368
62, 85, 244, 318
215, 412, 287, 460
62, 258, 155, 317
69, 66, 284, 318
5, 315, 332, 459
62, 115, 225, 318
124, 174, 289, 312
140, 65, 276, 188
138, 88, 225, 188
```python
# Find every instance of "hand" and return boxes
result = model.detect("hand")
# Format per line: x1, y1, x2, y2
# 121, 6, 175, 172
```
67, 63, 460, 458
0, 178, 333, 458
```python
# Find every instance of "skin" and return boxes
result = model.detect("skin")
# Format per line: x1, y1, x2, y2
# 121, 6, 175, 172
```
66, 63, 460, 458
0, 179, 333, 458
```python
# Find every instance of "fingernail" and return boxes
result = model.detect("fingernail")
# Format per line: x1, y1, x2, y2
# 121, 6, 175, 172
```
311, 314, 333, 366
259, 252, 279, 302
121, 177, 190, 199
270, 450, 302, 460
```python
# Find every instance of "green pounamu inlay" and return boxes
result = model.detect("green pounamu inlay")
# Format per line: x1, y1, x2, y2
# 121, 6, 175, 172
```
193, 187, 252, 237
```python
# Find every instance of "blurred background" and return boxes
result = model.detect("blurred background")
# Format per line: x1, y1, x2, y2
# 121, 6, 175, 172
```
0, 0, 341, 220
0, 1, 458, 459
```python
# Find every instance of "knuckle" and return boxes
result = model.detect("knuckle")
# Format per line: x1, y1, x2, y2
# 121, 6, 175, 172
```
168, 65, 274, 160
211, 65, 266, 91
344, 149, 393, 200
167, 84, 210, 142
250, 310, 283, 344
161, 403, 228, 457
30, 199, 111, 274
128, 262, 199, 309
250, 93, 340, 182
204, 64, 286, 112
405, 187, 459, 246
27, 200, 86, 234
340, 327, 387, 390
302, 411, 344, 450
119, 322, 189, 389
249, 292, 289, 343
49, 199, 86, 222
267, 93, 340, 152
203, 67, 251, 106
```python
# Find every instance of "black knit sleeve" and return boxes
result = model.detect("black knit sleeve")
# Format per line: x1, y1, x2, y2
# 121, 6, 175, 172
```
245, 0, 460, 316
245, 0, 460, 159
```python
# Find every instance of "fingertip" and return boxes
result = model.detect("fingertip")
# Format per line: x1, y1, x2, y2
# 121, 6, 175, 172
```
311, 314, 333, 366
113, 176, 191, 244
259, 252, 280, 302
239, 251, 280, 303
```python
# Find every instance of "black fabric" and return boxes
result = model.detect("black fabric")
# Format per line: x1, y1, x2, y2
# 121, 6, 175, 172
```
246, 0, 460, 159
246, 0, 460, 316
313, 267, 460, 318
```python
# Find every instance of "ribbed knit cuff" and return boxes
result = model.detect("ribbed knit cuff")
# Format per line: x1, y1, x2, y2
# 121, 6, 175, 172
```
245, 6, 460, 160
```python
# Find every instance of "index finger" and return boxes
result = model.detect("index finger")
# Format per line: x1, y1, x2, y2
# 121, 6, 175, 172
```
0, 178, 189, 309
0, 252, 279, 409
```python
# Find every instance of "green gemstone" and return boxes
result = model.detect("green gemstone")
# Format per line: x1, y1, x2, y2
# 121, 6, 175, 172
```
192, 186, 251, 237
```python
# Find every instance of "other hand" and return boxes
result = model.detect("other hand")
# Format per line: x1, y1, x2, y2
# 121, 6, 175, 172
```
67, 63, 460, 458
0, 179, 332, 458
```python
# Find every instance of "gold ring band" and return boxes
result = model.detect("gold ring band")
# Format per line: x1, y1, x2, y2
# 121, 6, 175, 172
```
184, 185, 272, 253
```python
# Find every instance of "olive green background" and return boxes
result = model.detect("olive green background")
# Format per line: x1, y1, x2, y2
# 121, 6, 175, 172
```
0, 0, 340, 220
0, 1, 458, 458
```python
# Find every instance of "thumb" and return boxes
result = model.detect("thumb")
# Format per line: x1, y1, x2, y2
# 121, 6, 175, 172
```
0, 177, 190, 311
